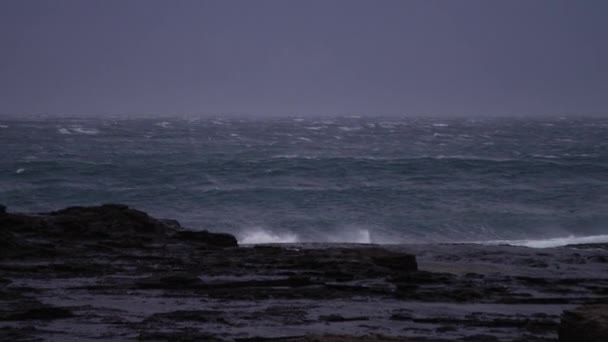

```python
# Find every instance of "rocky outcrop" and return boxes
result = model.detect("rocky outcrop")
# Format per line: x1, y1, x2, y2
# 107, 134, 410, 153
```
176, 230, 238, 247
559, 304, 608, 342
0, 204, 237, 256
3, 204, 608, 341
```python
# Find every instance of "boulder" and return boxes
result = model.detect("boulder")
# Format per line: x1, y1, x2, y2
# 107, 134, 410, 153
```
559, 304, 608, 342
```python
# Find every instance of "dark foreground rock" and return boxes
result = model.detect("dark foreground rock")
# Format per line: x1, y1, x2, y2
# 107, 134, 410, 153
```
1, 205, 608, 341
0, 204, 237, 256
559, 304, 608, 342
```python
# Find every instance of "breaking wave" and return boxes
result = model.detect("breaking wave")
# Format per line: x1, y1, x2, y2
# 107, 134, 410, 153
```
237, 228, 375, 245
481, 234, 608, 248
238, 229, 299, 244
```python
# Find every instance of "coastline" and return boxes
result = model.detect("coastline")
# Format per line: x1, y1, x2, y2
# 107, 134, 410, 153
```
1, 204, 607, 341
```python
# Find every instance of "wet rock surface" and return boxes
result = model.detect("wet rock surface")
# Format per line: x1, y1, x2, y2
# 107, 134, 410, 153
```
559, 304, 608, 342
1, 205, 608, 341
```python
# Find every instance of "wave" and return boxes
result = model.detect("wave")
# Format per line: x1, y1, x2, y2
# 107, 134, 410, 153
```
481, 234, 608, 248
155, 121, 171, 128
238, 229, 299, 244
71, 126, 99, 135
57, 126, 99, 135
237, 228, 375, 245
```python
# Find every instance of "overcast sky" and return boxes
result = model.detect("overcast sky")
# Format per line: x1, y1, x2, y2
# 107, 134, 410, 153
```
1, 0, 607, 117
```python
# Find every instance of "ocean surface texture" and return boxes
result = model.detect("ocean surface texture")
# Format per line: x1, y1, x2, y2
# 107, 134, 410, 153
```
1, 117, 607, 247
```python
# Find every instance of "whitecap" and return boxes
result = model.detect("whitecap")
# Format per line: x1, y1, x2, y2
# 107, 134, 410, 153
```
304, 126, 324, 130
239, 229, 299, 244
378, 122, 396, 129
15, 168, 26, 174
328, 229, 372, 244
433, 132, 452, 137
432, 123, 449, 127
0, 124, 8, 128
482, 234, 608, 248
71, 126, 99, 135
272, 154, 299, 159
531, 154, 559, 159
57, 127, 71, 135
297, 137, 313, 142
155, 121, 171, 128
338, 126, 361, 131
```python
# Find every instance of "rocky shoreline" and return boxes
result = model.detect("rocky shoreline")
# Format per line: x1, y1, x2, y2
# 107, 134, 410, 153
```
1, 204, 607, 341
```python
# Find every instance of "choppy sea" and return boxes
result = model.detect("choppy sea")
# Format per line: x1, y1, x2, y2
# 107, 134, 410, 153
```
2, 116, 608, 247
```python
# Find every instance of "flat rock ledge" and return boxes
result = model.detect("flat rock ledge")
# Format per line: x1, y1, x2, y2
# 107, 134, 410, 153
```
0, 203, 237, 258
2, 204, 608, 341
559, 304, 608, 342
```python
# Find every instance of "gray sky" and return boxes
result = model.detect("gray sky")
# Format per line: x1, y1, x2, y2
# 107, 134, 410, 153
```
1, 0, 607, 117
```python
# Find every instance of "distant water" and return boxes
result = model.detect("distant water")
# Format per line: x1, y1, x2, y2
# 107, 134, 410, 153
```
2, 116, 608, 247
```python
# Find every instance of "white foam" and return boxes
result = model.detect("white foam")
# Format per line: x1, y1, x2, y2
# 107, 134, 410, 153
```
482, 234, 608, 248
328, 229, 372, 244
0, 124, 8, 128
15, 168, 26, 174
338, 126, 361, 131
239, 229, 299, 244
432, 123, 449, 127
57, 127, 72, 135
155, 121, 171, 128
71, 126, 99, 135
531, 154, 559, 159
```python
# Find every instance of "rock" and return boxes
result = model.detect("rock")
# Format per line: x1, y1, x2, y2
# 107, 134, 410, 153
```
1, 304, 73, 321
319, 314, 369, 322
0, 205, 6, 215
176, 230, 238, 247
138, 330, 223, 341
135, 273, 204, 289
235, 335, 412, 341
0, 204, 237, 250
145, 310, 227, 324
0, 230, 20, 257
559, 304, 608, 342
48, 204, 173, 237
372, 253, 418, 272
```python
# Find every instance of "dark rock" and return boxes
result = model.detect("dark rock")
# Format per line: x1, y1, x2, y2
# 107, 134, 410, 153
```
372, 253, 418, 272
235, 335, 413, 341
0, 204, 6, 215
0, 327, 41, 342
320, 314, 369, 322
145, 310, 227, 323
135, 273, 204, 289
460, 335, 499, 342
138, 330, 223, 341
1, 305, 73, 321
559, 304, 608, 342
48, 204, 172, 237
206, 276, 313, 289
0, 230, 21, 258
176, 230, 238, 247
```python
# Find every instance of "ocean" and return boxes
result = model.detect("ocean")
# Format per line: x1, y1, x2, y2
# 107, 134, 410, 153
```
1, 116, 607, 247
